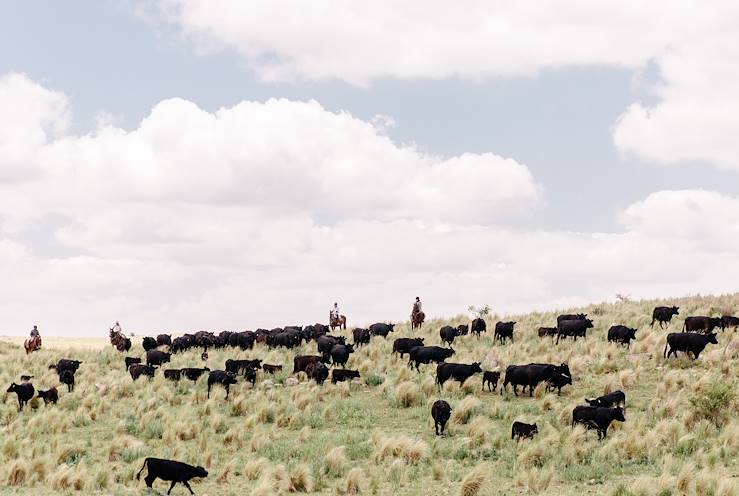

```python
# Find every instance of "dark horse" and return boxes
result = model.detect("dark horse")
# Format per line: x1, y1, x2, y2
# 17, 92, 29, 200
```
109, 328, 132, 352
330, 314, 347, 331
412, 311, 425, 330
24, 336, 42, 354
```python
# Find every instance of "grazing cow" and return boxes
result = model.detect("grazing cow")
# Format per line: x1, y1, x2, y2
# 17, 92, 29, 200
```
502, 363, 571, 397
683, 316, 722, 334
306, 362, 329, 385
6, 382, 34, 410
146, 350, 172, 367
369, 323, 395, 338
572, 406, 625, 439
331, 369, 360, 383
439, 325, 462, 346
130, 364, 157, 380
164, 369, 182, 381
262, 364, 282, 374
330, 344, 355, 368
293, 355, 329, 374
142, 336, 158, 351
392, 337, 424, 358
456, 324, 469, 336
157, 334, 172, 347
407, 346, 455, 372
136, 457, 208, 495
537, 326, 558, 338
37, 387, 58, 405
607, 325, 638, 347
557, 313, 587, 325
225, 359, 262, 377
511, 421, 538, 441
651, 306, 679, 328
664, 332, 718, 360
125, 357, 142, 371
49, 359, 82, 374
470, 318, 486, 337
181, 368, 210, 382
431, 400, 452, 436
317, 335, 346, 355
721, 315, 739, 331
556, 319, 594, 344
207, 370, 238, 399
545, 371, 572, 395
436, 362, 482, 388
352, 328, 371, 347
494, 321, 516, 344
585, 390, 626, 409
482, 371, 500, 392
59, 370, 75, 392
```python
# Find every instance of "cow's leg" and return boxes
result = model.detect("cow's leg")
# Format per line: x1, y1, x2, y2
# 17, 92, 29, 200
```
144, 473, 156, 488
225, 384, 230, 399
167, 480, 178, 495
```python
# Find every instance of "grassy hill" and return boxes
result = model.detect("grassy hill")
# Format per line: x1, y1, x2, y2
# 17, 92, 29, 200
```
1, 293, 737, 495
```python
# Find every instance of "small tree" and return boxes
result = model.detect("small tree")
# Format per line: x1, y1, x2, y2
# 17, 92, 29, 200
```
468, 305, 492, 318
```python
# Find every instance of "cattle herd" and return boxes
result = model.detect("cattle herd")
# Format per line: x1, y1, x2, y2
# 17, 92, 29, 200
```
4, 304, 737, 494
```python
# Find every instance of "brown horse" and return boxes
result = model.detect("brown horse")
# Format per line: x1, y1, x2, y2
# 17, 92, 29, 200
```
109, 329, 132, 352
330, 314, 347, 331
24, 336, 42, 354
411, 311, 425, 329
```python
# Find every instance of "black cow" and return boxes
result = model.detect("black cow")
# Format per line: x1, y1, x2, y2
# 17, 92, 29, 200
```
439, 326, 461, 346
502, 363, 570, 397
407, 346, 455, 372
721, 315, 739, 331
293, 355, 329, 374
511, 421, 538, 441
585, 390, 626, 409
572, 406, 626, 439
317, 335, 346, 355
181, 367, 210, 382
125, 357, 142, 370
607, 325, 638, 347
537, 326, 558, 338
37, 387, 58, 404
49, 359, 82, 374
556, 319, 594, 344
369, 323, 395, 338
130, 364, 157, 380
225, 359, 262, 377
262, 364, 282, 374
470, 318, 486, 337
164, 369, 182, 381
683, 316, 722, 334
136, 457, 208, 495
331, 369, 360, 383
664, 332, 718, 360
482, 371, 500, 392
352, 328, 371, 347
392, 337, 424, 358
6, 382, 34, 410
330, 344, 354, 368
207, 370, 238, 399
545, 371, 572, 395
142, 336, 158, 352
431, 399, 452, 436
147, 350, 172, 367
157, 334, 172, 347
436, 362, 482, 388
235, 331, 255, 350
494, 321, 515, 344
651, 306, 679, 328
60, 370, 75, 392
557, 313, 587, 325
306, 362, 329, 385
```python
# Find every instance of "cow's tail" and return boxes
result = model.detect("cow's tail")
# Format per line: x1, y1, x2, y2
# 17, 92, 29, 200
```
682, 321, 686, 332
663, 341, 669, 359
650, 317, 655, 327
136, 458, 150, 480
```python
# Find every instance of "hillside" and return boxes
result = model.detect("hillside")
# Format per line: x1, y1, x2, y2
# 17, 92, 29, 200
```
1, 293, 737, 495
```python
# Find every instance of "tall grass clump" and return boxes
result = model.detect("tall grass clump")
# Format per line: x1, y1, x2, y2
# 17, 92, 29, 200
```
458, 464, 488, 496
689, 381, 737, 426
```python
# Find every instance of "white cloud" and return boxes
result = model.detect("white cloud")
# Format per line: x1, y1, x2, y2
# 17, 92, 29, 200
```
149, 1, 739, 172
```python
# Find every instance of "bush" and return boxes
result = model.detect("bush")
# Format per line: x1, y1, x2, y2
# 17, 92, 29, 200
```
689, 382, 737, 426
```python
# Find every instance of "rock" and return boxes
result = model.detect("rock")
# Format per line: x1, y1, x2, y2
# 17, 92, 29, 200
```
262, 380, 274, 390
285, 377, 299, 387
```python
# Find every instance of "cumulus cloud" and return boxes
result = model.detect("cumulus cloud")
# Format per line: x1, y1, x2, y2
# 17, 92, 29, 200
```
148, 1, 739, 171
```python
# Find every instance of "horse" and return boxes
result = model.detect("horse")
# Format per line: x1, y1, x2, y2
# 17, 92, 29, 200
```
412, 311, 425, 330
110, 329, 132, 352
330, 314, 347, 331
24, 336, 42, 354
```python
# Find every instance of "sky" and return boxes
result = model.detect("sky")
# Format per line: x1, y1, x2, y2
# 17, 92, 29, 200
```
1, 1, 738, 336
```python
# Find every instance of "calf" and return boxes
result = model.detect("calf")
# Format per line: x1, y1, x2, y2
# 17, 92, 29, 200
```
494, 321, 516, 344
125, 356, 142, 371
572, 406, 625, 439
368, 323, 395, 337
482, 371, 500, 392
545, 371, 572, 395
6, 382, 35, 410
130, 364, 157, 381
225, 359, 262, 377
164, 369, 182, 381
37, 387, 58, 405
60, 370, 75, 392
330, 344, 354, 368
407, 346, 455, 372
651, 306, 679, 328
721, 315, 739, 331
146, 350, 172, 367
352, 328, 371, 347
664, 332, 718, 360
392, 337, 424, 358
262, 364, 282, 374
293, 355, 329, 374
436, 362, 482, 388
470, 318, 486, 337
585, 390, 626, 409
306, 362, 329, 385
331, 369, 360, 384
503, 363, 570, 397
537, 326, 558, 338
511, 421, 538, 441
608, 325, 638, 347
207, 370, 238, 399
431, 399, 452, 436
181, 367, 210, 382
136, 457, 208, 495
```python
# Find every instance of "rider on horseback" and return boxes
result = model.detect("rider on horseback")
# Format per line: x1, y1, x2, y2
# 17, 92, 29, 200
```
331, 302, 341, 321
30, 325, 40, 338
112, 321, 122, 334
412, 297, 422, 318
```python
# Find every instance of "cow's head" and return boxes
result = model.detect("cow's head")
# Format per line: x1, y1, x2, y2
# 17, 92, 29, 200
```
446, 348, 456, 357
6, 383, 18, 393
471, 362, 483, 373
706, 333, 719, 344
612, 407, 626, 422
628, 328, 638, 338
584, 319, 594, 328
672, 306, 679, 314
193, 466, 208, 478
531, 424, 539, 435
345, 344, 355, 353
